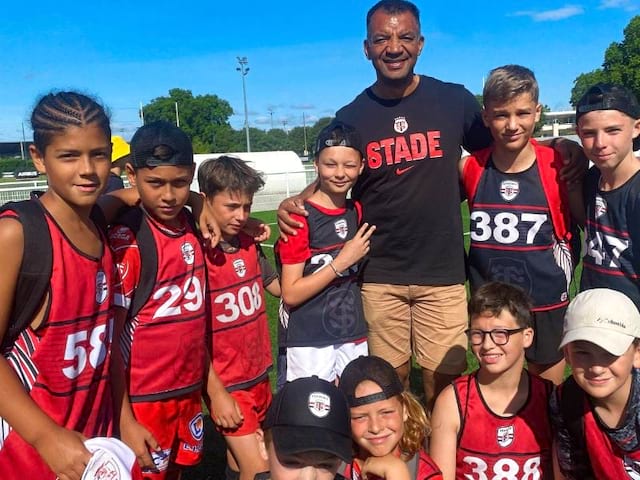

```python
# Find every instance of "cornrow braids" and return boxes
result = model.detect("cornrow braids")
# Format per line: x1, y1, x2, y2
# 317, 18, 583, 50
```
31, 91, 111, 152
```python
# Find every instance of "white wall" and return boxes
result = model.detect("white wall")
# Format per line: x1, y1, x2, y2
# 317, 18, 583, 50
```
192, 151, 311, 212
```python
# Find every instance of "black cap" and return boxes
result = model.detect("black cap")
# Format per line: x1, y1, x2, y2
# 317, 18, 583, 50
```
263, 376, 352, 463
339, 356, 404, 408
314, 120, 364, 158
130, 121, 194, 168
576, 83, 640, 122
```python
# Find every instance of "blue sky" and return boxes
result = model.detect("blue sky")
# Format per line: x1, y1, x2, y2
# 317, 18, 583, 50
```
1, 0, 639, 142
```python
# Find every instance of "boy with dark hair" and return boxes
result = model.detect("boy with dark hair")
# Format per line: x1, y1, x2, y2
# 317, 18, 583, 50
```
460, 64, 579, 385
276, 121, 375, 383
577, 83, 640, 308
198, 155, 280, 480
109, 121, 207, 480
430, 282, 553, 479
256, 376, 352, 480
550, 288, 640, 479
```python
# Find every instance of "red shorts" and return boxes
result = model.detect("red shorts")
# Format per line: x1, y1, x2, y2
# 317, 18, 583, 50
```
132, 390, 203, 479
213, 380, 272, 437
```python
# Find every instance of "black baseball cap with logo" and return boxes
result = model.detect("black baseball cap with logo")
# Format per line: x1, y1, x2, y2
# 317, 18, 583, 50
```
263, 376, 352, 463
314, 120, 364, 159
129, 121, 194, 168
339, 356, 404, 408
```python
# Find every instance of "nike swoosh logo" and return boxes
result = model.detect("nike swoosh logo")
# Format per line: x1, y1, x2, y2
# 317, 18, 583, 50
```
395, 165, 415, 175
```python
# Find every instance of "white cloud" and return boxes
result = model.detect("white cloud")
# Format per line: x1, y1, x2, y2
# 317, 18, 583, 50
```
599, 0, 638, 11
512, 5, 585, 21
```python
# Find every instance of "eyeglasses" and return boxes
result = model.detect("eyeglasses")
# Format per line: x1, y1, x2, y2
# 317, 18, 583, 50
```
466, 328, 526, 346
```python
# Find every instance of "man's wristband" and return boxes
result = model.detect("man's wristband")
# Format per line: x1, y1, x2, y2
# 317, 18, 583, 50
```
329, 262, 344, 278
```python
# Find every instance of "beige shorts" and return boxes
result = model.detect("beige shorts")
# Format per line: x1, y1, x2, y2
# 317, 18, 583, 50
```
361, 283, 468, 375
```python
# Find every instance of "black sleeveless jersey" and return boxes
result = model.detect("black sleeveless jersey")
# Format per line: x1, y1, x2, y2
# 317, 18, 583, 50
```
468, 159, 570, 309
581, 167, 640, 308
279, 201, 367, 347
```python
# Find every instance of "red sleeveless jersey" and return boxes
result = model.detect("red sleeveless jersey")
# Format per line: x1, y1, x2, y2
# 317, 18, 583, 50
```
454, 372, 553, 479
0, 208, 115, 478
206, 233, 272, 391
110, 210, 207, 401
583, 398, 640, 478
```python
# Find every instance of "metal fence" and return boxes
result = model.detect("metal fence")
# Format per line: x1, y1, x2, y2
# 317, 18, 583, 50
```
0, 168, 317, 212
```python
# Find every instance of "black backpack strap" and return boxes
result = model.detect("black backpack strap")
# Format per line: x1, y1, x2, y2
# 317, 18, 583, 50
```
560, 376, 596, 479
0, 200, 52, 350
116, 208, 158, 318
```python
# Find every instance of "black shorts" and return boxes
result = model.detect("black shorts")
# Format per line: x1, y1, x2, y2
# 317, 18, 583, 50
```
525, 306, 566, 365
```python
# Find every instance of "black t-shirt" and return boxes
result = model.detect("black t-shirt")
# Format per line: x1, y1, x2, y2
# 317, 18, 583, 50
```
336, 75, 491, 285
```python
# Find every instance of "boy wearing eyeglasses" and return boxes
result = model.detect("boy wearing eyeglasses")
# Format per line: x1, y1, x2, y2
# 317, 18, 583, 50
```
430, 282, 553, 480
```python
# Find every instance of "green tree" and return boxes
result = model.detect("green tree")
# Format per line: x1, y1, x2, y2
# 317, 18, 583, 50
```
142, 89, 234, 153
571, 16, 640, 105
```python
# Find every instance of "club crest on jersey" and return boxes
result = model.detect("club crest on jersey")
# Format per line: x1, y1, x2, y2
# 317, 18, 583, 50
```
95, 270, 109, 305
595, 195, 607, 219
89, 455, 122, 480
189, 413, 204, 442
393, 116, 408, 134
500, 180, 520, 201
496, 425, 515, 447
308, 392, 331, 418
233, 258, 247, 278
334, 219, 348, 239
181, 242, 195, 265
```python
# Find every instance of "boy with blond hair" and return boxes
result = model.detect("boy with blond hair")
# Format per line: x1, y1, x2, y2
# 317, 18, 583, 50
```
460, 64, 580, 384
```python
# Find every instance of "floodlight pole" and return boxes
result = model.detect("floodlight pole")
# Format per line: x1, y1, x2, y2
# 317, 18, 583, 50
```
236, 56, 251, 152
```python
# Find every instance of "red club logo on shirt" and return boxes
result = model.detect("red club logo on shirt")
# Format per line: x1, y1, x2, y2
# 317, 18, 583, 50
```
393, 116, 408, 134
496, 425, 515, 447
334, 219, 348, 240
95, 270, 109, 305
595, 195, 607, 219
181, 242, 195, 265
233, 259, 247, 278
500, 180, 520, 201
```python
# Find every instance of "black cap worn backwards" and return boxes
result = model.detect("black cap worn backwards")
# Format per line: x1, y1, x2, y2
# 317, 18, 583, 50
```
263, 376, 352, 463
130, 121, 194, 168
576, 83, 640, 122
338, 356, 405, 408
314, 120, 364, 159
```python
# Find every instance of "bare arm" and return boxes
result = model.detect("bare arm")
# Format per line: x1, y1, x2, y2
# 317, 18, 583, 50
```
280, 223, 375, 307
205, 356, 243, 429
361, 454, 411, 480
110, 307, 159, 470
276, 179, 319, 238
429, 385, 460, 480
0, 218, 91, 480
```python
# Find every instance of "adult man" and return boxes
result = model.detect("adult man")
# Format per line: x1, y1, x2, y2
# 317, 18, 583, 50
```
279, 0, 581, 410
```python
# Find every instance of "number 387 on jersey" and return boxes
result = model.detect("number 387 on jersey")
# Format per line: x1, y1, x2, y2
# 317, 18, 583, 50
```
470, 210, 549, 246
